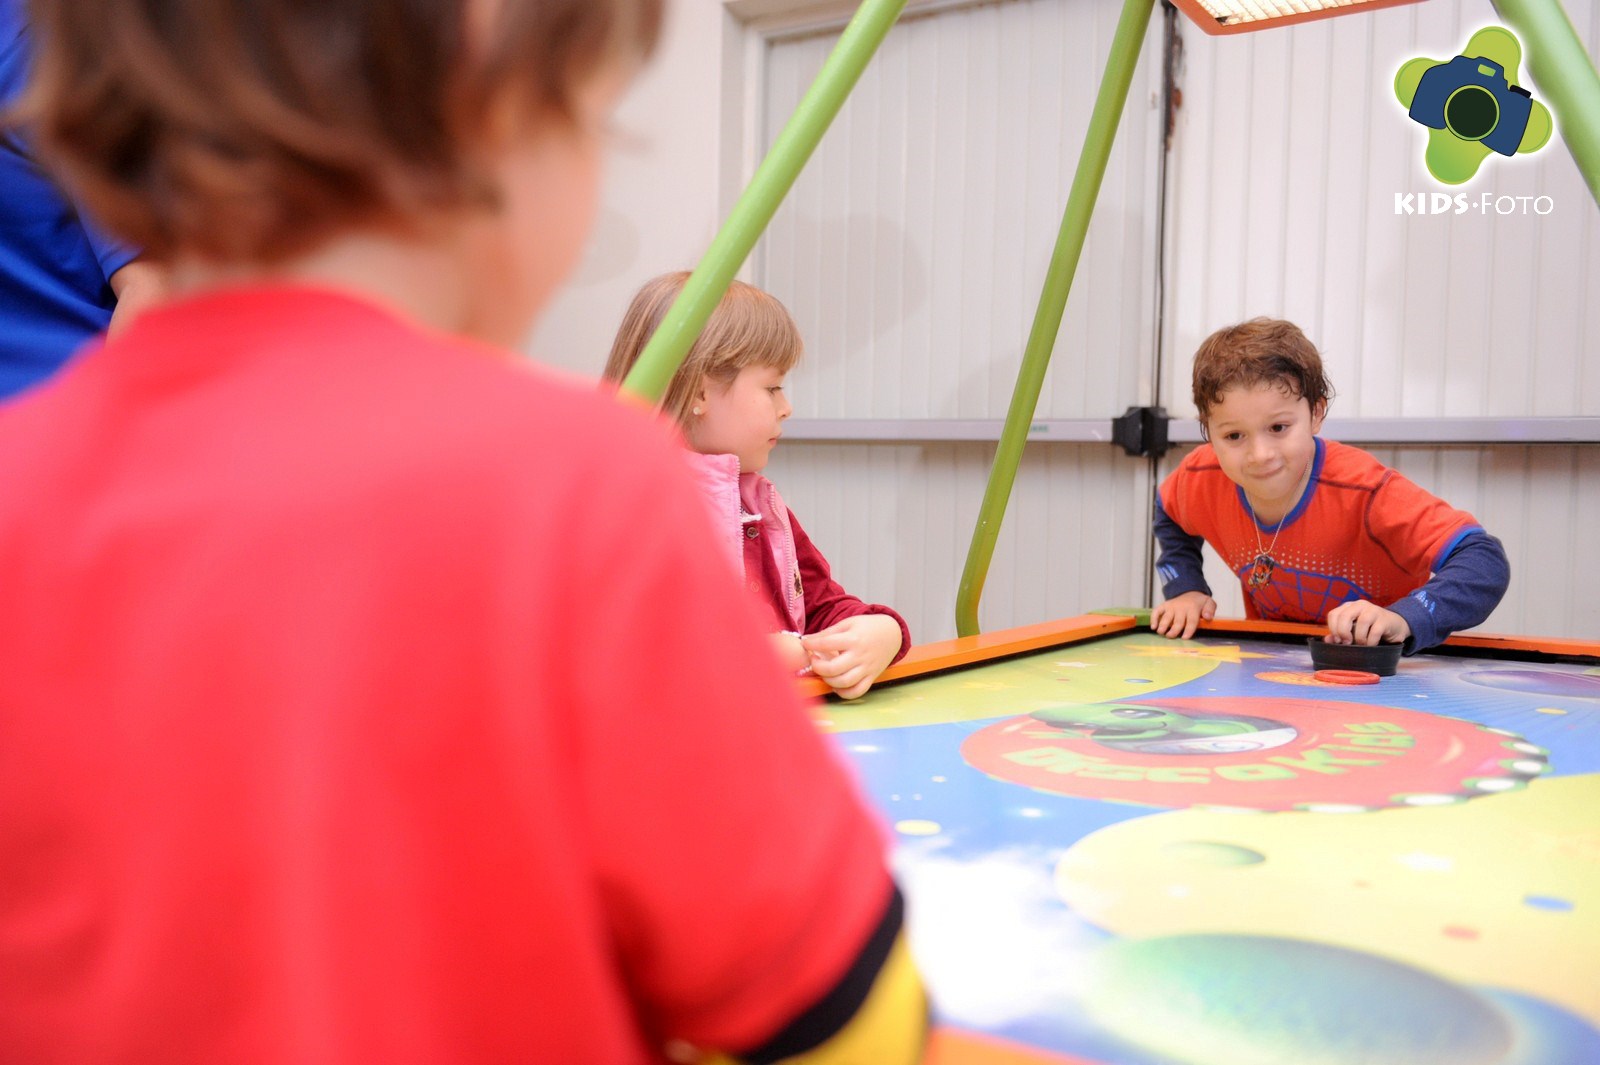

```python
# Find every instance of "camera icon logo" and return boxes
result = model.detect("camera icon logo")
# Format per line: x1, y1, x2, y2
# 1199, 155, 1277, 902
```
1410, 55, 1532, 156
1394, 27, 1552, 184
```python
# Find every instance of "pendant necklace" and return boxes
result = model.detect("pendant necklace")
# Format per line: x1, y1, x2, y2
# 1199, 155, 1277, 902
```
1244, 459, 1312, 589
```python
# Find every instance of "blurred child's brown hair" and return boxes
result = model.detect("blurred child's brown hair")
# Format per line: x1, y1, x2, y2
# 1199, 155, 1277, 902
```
19, 0, 662, 264
1191, 317, 1335, 435
603, 272, 804, 432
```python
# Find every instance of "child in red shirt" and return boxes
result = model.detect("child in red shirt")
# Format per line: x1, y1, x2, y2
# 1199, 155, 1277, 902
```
605, 272, 911, 699
0, 3, 925, 1062
1152, 318, 1509, 652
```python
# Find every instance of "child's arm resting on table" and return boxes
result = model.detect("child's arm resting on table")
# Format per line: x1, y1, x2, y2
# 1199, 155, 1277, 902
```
803, 614, 903, 700
1151, 498, 1216, 639
1329, 530, 1510, 653
789, 509, 910, 698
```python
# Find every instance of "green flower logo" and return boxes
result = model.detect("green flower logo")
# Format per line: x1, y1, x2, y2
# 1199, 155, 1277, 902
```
1395, 27, 1553, 184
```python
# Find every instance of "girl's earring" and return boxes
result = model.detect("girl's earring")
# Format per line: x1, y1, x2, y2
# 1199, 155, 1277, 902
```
692, 406, 703, 416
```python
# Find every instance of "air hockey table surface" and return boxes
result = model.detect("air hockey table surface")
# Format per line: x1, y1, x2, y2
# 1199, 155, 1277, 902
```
801, 614, 1600, 1065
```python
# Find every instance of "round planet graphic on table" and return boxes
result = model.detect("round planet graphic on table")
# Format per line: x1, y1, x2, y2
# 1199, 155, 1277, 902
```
1057, 774, 1600, 1061
1084, 934, 1514, 1065
962, 696, 1549, 812
1461, 668, 1600, 700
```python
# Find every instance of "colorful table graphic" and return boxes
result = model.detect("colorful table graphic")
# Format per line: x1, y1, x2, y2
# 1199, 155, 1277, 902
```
822, 625, 1600, 1065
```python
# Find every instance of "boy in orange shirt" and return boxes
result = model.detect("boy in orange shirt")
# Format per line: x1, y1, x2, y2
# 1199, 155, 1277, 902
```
1152, 318, 1509, 652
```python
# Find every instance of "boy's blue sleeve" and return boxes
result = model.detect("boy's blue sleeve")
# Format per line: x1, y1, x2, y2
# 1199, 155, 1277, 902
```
1388, 530, 1510, 654
1154, 497, 1212, 601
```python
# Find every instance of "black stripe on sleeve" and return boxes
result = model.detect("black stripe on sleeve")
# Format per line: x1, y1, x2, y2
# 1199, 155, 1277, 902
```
739, 885, 908, 1065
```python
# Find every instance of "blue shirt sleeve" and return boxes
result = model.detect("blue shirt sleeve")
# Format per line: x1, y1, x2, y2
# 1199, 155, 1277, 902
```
1387, 530, 1510, 653
1, 8, 137, 284
1154, 496, 1212, 601
80, 215, 139, 284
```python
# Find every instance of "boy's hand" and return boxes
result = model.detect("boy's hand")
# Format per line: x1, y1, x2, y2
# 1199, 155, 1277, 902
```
1324, 600, 1411, 646
803, 615, 903, 700
1151, 591, 1216, 640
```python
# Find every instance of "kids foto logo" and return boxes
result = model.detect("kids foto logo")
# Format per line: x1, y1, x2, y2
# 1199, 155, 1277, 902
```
1393, 26, 1553, 187
1394, 191, 1553, 216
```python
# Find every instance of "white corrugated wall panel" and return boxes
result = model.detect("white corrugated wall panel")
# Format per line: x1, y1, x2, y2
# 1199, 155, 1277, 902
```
769, 443, 1152, 643
1164, 0, 1598, 419
760, 0, 1164, 420
757, 0, 1166, 643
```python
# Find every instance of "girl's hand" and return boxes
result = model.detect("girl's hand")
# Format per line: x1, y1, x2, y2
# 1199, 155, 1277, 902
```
1151, 591, 1216, 640
1325, 600, 1410, 646
802, 615, 903, 700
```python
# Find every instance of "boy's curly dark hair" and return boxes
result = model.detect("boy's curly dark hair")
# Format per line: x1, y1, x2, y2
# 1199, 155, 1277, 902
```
1192, 318, 1335, 436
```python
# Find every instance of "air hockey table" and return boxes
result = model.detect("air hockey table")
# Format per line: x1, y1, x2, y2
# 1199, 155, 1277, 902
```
800, 614, 1600, 1065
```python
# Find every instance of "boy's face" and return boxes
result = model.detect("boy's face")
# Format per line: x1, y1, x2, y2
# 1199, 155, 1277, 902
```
1205, 381, 1326, 517
686, 365, 793, 474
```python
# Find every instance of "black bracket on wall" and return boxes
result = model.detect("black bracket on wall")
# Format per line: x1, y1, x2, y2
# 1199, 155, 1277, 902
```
1111, 406, 1172, 458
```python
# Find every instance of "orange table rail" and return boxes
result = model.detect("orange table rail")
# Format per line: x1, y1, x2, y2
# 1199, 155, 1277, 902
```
801, 613, 1600, 701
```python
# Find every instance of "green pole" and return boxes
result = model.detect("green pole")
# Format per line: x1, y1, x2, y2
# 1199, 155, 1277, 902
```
1491, 0, 1600, 208
621, 0, 908, 402
954, 0, 1156, 637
